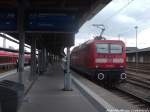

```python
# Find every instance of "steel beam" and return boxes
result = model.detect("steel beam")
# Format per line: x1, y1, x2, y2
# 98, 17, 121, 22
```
44, 48, 47, 69
39, 48, 46, 74
38, 50, 43, 74
18, 5, 25, 84
42, 49, 45, 72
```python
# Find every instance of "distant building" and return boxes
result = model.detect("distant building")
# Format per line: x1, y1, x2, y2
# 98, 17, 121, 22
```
126, 47, 150, 63
126, 47, 138, 53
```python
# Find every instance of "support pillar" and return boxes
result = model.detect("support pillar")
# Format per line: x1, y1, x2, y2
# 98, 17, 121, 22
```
64, 47, 72, 91
18, 5, 25, 84
30, 37, 36, 80
18, 34, 25, 83
39, 48, 46, 74
42, 48, 45, 71
38, 50, 43, 74
44, 48, 47, 68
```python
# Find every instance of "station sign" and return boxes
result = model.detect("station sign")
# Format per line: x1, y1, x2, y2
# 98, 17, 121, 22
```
0, 10, 17, 31
26, 13, 77, 33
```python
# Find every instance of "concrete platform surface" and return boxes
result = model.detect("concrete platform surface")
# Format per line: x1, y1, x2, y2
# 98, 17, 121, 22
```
0, 66, 32, 94
19, 65, 98, 112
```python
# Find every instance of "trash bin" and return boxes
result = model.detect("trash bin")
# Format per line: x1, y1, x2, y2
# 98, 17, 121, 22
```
0, 80, 24, 112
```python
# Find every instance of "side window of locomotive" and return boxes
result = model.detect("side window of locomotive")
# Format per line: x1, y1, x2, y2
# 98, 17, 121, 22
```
110, 44, 123, 54
96, 44, 109, 53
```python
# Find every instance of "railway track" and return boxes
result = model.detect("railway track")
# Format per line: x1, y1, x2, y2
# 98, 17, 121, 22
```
125, 63, 150, 90
108, 81, 150, 110
79, 74, 150, 109
119, 63, 150, 108
0, 68, 15, 74
127, 63, 150, 67
72, 66, 150, 109
127, 63, 150, 71
111, 88, 150, 110
115, 83, 150, 109
126, 72, 150, 89
126, 67, 150, 74
83, 75, 150, 109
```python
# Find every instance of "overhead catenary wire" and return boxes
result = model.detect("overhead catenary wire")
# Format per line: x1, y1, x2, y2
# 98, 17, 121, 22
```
93, 0, 136, 37
117, 21, 150, 37
102, 0, 135, 24
101, 0, 150, 37
78, 0, 137, 41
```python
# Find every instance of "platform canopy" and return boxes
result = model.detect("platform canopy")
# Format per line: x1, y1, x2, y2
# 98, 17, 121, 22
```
0, 0, 110, 55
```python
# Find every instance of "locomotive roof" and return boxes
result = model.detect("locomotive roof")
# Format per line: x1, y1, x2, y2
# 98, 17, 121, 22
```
72, 39, 125, 53
94, 39, 125, 44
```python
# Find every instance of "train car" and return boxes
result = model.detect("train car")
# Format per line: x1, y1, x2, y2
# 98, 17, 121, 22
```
0, 50, 31, 69
71, 39, 127, 86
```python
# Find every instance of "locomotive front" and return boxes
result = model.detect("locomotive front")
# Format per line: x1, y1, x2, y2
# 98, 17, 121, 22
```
94, 40, 126, 85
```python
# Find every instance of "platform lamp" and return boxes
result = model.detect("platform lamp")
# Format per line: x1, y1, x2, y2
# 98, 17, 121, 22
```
135, 26, 138, 70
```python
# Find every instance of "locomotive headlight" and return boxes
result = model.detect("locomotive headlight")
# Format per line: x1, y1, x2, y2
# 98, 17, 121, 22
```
96, 65, 99, 68
95, 58, 107, 63
113, 58, 124, 63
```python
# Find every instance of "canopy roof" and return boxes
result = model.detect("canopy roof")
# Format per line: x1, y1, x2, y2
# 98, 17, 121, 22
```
0, 0, 110, 55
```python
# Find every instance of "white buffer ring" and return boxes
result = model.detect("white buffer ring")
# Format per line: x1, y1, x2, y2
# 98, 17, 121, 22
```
97, 73, 104, 80
120, 73, 127, 80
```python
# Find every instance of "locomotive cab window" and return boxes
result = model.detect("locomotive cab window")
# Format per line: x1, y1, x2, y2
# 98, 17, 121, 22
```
110, 44, 123, 54
96, 44, 109, 53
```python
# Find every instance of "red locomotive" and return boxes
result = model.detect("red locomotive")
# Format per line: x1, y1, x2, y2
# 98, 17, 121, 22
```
0, 50, 30, 69
71, 38, 127, 86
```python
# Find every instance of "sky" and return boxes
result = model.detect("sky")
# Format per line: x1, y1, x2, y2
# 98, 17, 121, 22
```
75, 0, 150, 49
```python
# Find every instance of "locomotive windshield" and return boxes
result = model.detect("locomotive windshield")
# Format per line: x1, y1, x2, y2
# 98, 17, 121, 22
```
96, 43, 123, 54
110, 44, 122, 54
96, 44, 109, 53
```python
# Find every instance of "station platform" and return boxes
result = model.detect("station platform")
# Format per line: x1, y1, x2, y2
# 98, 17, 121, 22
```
19, 64, 98, 112
0, 63, 140, 112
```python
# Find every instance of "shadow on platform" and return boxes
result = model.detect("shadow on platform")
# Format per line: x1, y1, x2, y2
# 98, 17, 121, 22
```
19, 64, 98, 112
